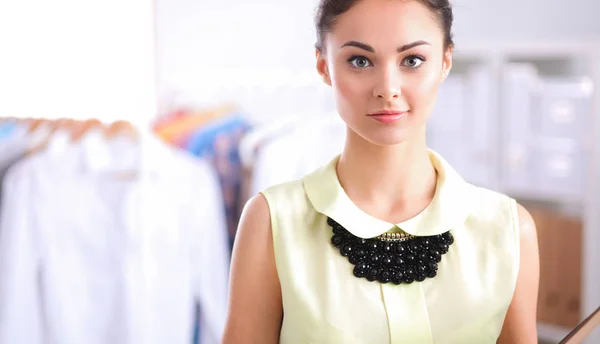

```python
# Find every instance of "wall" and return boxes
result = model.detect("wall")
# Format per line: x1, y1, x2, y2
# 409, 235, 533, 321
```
0, 0, 156, 126
154, 0, 600, 106
2, 0, 599, 124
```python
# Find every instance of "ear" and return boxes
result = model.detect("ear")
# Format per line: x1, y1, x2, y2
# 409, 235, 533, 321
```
316, 49, 332, 86
441, 46, 453, 81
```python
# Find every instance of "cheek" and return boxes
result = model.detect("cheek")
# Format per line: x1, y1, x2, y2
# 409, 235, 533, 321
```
405, 69, 442, 109
411, 70, 441, 96
331, 66, 370, 106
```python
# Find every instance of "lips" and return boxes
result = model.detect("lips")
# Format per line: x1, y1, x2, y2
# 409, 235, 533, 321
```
368, 110, 407, 116
367, 110, 407, 124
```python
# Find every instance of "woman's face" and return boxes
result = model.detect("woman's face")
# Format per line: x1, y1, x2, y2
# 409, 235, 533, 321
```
317, 0, 452, 146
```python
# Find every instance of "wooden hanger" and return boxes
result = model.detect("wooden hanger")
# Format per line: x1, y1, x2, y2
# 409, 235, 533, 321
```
30, 118, 66, 151
71, 118, 103, 142
25, 118, 77, 154
153, 105, 235, 143
25, 119, 54, 155
105, 120, 137, 141
27, 118, 47, 133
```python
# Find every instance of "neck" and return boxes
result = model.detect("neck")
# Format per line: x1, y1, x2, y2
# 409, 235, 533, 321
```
336, 127, 437, 223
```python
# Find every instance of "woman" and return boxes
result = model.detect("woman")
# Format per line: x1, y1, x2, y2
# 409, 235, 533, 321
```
223, 0, 540, 343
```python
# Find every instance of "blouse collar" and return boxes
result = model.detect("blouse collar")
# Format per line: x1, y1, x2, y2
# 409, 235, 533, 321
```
303, 149, 473, 238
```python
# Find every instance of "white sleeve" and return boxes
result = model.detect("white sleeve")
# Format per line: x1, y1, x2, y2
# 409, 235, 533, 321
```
188, 161, 230, 344
250, 136, 297, 196
0, 162, 44, 344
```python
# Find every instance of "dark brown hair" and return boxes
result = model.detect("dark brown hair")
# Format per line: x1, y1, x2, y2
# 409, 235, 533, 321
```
315, 0, 454, 51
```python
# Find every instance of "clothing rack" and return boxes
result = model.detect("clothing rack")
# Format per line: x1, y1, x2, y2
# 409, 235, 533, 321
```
0, 116, 230, 344
155, 68, 337, 126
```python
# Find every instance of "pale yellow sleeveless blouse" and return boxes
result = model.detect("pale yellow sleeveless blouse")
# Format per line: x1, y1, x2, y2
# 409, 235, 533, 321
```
261, 149, 520, 344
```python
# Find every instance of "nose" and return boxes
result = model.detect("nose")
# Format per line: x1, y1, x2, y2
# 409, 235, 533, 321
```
373, 67, 401, 100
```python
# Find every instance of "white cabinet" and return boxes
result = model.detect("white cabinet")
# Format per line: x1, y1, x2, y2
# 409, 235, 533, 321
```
428, 64, 497, 188
446, 41, 600, 344
534, 144, 586, 198
500, 63, 594, 200
504, 140, 586, 200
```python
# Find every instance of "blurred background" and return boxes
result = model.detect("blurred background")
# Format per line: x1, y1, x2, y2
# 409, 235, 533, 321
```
1, 0, 599, 343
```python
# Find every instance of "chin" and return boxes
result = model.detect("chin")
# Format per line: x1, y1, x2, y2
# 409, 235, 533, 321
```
353, 125, 412, 147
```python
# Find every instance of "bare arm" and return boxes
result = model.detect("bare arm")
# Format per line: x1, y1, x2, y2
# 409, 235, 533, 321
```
222, 194, 283, 344
497, 203, 540, 344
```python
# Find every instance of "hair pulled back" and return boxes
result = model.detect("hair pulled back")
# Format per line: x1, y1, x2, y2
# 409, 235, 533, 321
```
315, 0, 454, 51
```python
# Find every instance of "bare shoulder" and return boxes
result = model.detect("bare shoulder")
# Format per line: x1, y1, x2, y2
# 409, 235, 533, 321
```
516, 203, 537, 239
223, 193, 282, 344
229, 194, 273, 264
239, 193, 272, 232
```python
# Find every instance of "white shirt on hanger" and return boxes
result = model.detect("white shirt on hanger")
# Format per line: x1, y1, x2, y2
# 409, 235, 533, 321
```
0, 131, 229, 344
250, 114, 346, 196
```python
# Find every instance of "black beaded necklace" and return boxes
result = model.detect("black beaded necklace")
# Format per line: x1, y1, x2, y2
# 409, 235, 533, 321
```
327, 217, 454, 284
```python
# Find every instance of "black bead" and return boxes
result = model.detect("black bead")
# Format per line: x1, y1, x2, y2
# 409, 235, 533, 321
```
390, 275, 400, 285
366, 274, 377, 281
407, 254, 416, 263
416, 274, 426, 282
418, 252, 428, 261
428, 262, 438, 271
446, 233, 454, 245
332, 226, 345, 235
394, 256, 405, 266
370, 242, 379, 250
332, 235, 344, 247
408, 241, 419, 252
417, 265, 427, 274
342, 244, 353, 257
353, 265, 366, 278
383, 242, 394, 253
327, 217, 337, 227
382, 255, 393, 266
439, 243, 449, 254
357, 262, 368, 271
426, 270, 437, 278
356, 249, 367, 258
349, 254, 361, 265
379, 269, 391, 283
370, 254, 381, 264
396, 244, 406, 254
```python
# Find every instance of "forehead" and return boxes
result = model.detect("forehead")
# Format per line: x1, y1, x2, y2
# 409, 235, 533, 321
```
327, 0, 443, 50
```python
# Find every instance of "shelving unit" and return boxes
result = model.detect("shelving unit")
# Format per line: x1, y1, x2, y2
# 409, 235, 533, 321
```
443, 40, 600, 343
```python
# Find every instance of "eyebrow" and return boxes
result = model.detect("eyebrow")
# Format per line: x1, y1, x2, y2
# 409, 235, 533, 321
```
340, 40, 431, 53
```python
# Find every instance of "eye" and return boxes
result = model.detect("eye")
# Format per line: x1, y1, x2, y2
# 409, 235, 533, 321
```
402, 55, 426, 69
348, 56, 372, 69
